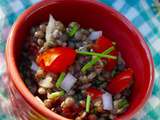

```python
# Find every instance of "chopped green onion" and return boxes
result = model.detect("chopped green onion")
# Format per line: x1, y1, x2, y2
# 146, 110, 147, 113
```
76, 50, 117, 59
81, 46, 115, 73
68, 24, 79, 37
86, 95, 91, 113
118, 99, 129, 109
81, 57, 99, 73
48, 91, 65, 100
56, 72, 65, 88
97, 46, 115, 56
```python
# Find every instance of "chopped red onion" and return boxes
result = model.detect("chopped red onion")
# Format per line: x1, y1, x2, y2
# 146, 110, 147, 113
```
61, 73, 77, 92
31, 61, 39, 71
46, 15, 56, 41
102, 92, 113, 110
88, 31, 102, 40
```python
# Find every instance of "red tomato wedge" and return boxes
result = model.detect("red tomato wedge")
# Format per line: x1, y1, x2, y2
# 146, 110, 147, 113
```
86, 87, 103, 100
36, 47, 76, 73
107, 68, 134, 95
104, 50, 118, 71
93, 36, 117, 71
93, 36, 113, 53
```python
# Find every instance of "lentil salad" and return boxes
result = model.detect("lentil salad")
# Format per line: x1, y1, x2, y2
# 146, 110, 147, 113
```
19, 15, 134, 120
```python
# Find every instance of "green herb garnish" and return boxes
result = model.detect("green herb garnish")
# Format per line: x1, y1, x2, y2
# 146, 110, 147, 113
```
86, 95, 91, 113
48, 91, 65, 100
56, 72, 65, 88
76, 50, 117, 59
68, 24, 79, 37
81, 46, 115, 73
118, 99, 129, 109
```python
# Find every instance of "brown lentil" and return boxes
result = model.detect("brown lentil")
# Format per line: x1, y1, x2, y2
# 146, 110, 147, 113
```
38, 87, 46, 95
109, 114, 115, 120
94, 99, 104, 113
88, 114, 97, 120
55, 21, 65, 31
35, 68, 45, 80
56, 39, 63, 46
44, 99, 53, 109
80, 112, 87, 118
99, 118, 106, 120
51, 108, 55, 112
80, 83, 92, 89
34, 31, 45, 38
62, 97, 75, 108
37, 38, 44, 46
114, 94, 121, 100
52, 30, 62, 39
79, 100, 85, 108
67, 90, 75, 96
39, 24, 46, 32
79, 75, 89, 83
75, 117, 82, 120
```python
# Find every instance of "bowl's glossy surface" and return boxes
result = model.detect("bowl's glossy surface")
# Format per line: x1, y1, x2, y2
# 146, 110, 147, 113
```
6, 0, 154, 120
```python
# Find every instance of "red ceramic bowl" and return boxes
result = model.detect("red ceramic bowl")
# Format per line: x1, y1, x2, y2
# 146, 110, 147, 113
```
5, 0, 154, 120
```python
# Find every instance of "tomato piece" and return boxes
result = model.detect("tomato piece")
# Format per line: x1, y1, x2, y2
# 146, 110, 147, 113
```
93, 36, 117, 71
36, 47, 76, 73
86, 87, 102, 100
93, 36, 113, 53
107, 68, 134, 95
104, 50, 118, 71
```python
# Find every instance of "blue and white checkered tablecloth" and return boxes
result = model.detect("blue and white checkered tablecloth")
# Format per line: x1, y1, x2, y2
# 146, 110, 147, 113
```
0, 0, 160, 120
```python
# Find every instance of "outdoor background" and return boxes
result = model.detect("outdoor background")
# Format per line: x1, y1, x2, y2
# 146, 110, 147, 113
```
0, 0, 160, 120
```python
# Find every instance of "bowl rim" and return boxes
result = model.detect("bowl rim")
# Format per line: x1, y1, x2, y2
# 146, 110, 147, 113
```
5, 0, 154, 120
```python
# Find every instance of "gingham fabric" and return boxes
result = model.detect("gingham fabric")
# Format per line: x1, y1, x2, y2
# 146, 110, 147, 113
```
0, 0, 160, 120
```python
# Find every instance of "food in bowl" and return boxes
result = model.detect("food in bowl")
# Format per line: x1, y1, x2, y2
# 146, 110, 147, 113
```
19, 15, 134, 120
